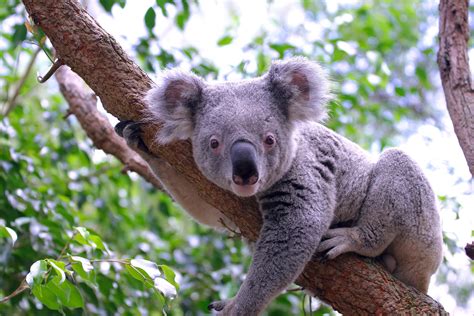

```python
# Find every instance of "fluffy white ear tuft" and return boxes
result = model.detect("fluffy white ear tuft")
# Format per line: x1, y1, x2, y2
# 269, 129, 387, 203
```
267, 57, 332, 123
143, 69, 204, 144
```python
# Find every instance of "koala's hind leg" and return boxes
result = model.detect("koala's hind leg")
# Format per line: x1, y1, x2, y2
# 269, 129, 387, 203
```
319, 149, 442, 293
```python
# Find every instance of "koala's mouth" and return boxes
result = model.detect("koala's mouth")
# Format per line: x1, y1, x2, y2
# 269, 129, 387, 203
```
231, 183, 260, 197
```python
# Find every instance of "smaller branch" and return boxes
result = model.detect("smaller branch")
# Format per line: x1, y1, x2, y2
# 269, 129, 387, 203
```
0, 280, 28, 304
54, 66, 164, 191
57, 232, 77, 260
2, 47, 41, 116
90, 258, 129, 264
37, 58, 64, 83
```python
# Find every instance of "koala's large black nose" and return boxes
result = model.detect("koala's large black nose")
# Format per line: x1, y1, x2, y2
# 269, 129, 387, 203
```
230, 141, 259, 186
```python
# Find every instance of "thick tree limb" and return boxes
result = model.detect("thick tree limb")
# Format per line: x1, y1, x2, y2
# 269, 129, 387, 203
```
54, 65, 164, 190
21, 0, 447, 313
438, 0, 474, 177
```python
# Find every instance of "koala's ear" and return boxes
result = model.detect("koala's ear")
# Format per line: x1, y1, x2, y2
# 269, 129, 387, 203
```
267, 57, 331, 123
144, 70, 204, 144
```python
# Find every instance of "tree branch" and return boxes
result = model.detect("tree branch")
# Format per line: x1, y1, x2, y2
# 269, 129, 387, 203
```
437, 0, 474, 177
21, 0, 447, 313
54, 65, 164, 190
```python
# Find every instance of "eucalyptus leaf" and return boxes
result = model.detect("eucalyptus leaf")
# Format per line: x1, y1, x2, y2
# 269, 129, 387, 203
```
46, 259, 67, 284
217, 35, 233, 46
0, 225, 17, 245
154, 277, 177, 298
31, 283, 60, 310
26, 260, 48, 287
131, 258, 161, 279
144, 7, 156, 31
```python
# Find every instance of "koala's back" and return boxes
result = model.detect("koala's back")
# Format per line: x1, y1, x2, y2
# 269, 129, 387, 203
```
296, 122, 440, 227
274, 122, 442, 292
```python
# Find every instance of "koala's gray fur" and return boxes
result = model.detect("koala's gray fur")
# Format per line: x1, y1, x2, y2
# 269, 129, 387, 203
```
116, 57, 443, 315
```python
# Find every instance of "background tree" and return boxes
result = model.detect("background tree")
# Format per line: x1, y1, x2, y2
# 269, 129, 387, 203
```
0, 0, 472, 314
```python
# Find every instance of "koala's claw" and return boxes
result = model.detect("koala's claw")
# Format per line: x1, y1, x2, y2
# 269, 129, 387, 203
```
312, 251, 328, 263
208, 299, 235, 314
317, 228, 358, 260
114, 120, 150, 154
114, 120, 134, 137
319, 253, 329, 263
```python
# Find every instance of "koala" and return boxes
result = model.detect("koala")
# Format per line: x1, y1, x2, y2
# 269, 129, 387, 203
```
115, 57, 443, 315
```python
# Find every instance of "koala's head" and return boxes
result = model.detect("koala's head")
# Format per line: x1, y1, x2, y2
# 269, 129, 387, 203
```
144, 57, 330, 197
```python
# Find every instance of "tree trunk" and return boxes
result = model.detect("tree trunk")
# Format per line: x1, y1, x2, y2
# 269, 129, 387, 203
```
437, 0, 474, 177
21, 0, 447, 314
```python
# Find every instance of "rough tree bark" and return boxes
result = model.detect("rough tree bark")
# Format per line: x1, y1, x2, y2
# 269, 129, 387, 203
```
54, 66, 164, 191
438, 0, 474, 177
22, 0, 447, 314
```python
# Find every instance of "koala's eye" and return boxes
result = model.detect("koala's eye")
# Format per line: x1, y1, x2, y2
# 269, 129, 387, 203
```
264, 133, 276, 147
210, 136, 220, 150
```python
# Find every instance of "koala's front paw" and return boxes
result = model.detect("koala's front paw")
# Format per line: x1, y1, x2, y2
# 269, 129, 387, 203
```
208, 298, 236, 315
114, 120, 151, 155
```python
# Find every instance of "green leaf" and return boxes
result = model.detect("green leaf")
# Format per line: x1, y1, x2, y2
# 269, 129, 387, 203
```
175, 10, 190, 30
70, 256, 95, 283
144, 7, 156, 31
26, 260, 48, 287
131, 258, 161, 279
73, 227, 107, 252
12, 24, 27, 47
47, 276, 84, 309
395, 87, 406, 96
154, 277, 177, 298
89, 234, 107, 251
217, 35, 233, 46
256, 52, 269, 75
160, 264, 179, 290
156, 0, 169, 16
117, 0, 126, 8
70, 256, 93, 273
33, 276, 84, 310
0, 225, 17, 245
31, 283, 60, 310
125, 264, 154, 288
269, 43, 296, 58
415, 66, 430, 88
73, 226, 90, 245
46, 259, 67, 283
99, 0, 115, 12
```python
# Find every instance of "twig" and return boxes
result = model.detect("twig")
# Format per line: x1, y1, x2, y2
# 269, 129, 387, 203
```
37, 58, 64, 83
90, 259, 129, 264
0, 280, 29, 304
2, 47, 41, 116
57, 232, 77, 260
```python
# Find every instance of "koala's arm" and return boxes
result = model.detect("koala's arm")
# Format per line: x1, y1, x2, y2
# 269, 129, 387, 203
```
115, 121, 234, 230
222, 173, 335, 315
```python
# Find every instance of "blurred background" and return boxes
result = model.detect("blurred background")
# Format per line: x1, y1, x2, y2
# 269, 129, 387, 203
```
0, 0, 473, 314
